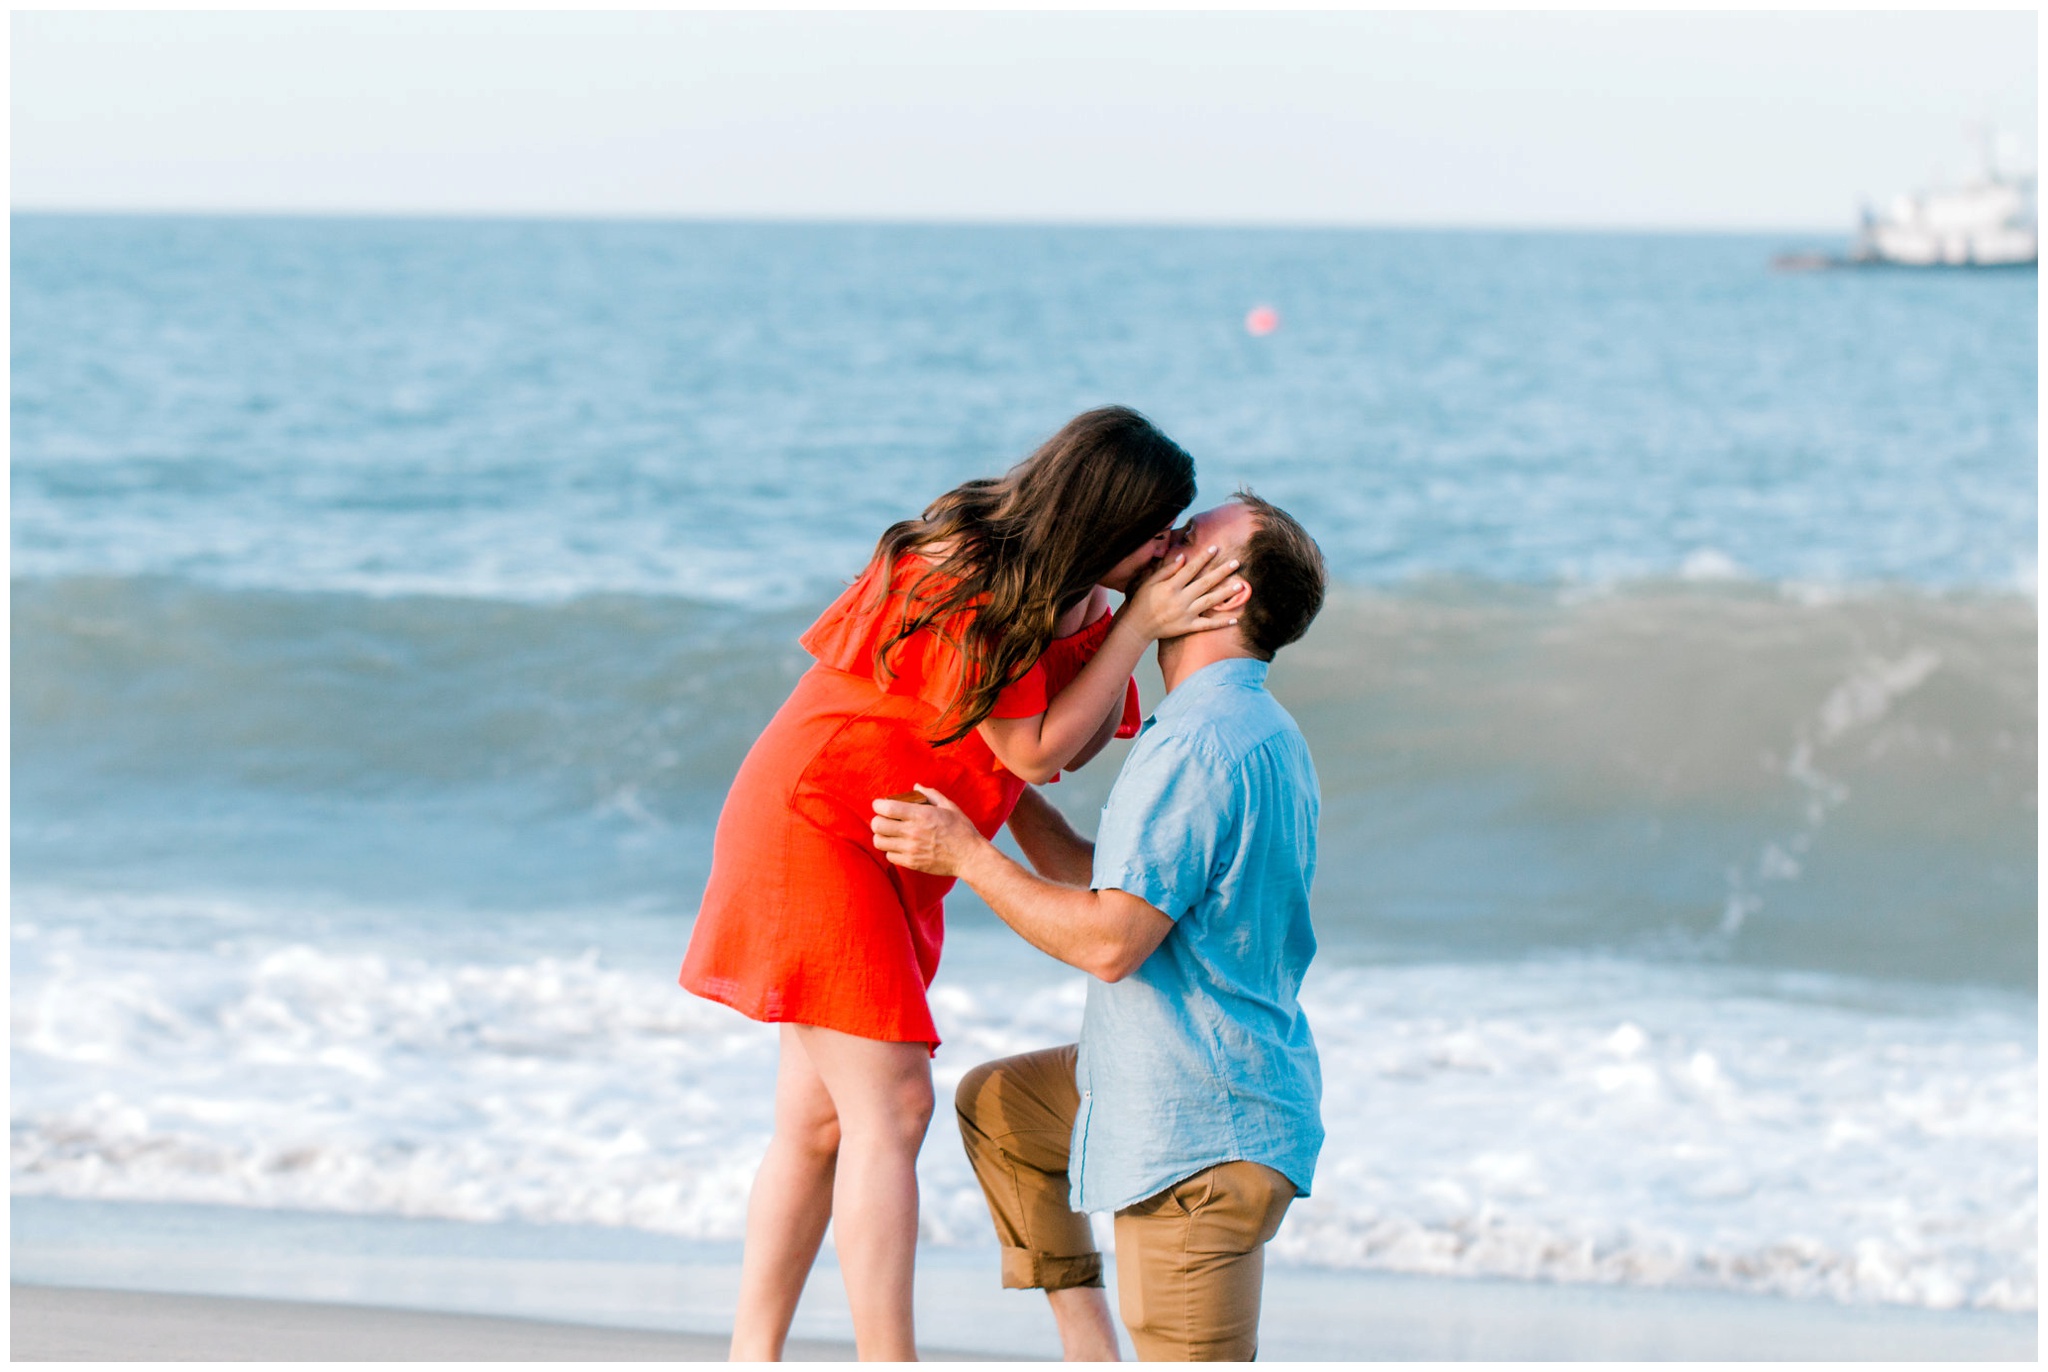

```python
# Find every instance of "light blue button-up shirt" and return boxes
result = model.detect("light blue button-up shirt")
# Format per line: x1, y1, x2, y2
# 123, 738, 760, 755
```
1071, 656, 1323, 1214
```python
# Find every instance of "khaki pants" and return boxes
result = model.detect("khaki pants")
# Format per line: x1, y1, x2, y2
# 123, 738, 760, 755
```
954, 1045, 1297, 1361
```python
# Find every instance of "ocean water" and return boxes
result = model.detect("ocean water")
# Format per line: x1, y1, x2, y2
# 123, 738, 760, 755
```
11, 215, 2037, 1315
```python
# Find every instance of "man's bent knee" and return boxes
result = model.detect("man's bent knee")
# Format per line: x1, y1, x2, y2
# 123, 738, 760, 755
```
954, 1057, 1003, 1128
955, 1045, 1079, 1134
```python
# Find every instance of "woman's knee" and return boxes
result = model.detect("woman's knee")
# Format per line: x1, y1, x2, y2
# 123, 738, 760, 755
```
841, 1073, 933, 1151
889, 1073, 936, 1136
790, 1025, 934, 1147
775, 1026, 844, 1158
775, 1076, 844, 1160
787, 1111, 842, 1160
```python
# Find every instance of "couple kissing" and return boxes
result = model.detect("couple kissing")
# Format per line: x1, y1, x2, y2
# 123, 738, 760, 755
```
680, 407, 1326, 1361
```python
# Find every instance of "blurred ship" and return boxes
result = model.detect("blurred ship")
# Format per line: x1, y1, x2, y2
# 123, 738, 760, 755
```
1775, 130, 2037, 271
1850, 174, 2035, 267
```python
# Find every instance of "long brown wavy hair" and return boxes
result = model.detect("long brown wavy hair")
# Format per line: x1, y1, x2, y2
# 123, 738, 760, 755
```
867, 406, 1197, 744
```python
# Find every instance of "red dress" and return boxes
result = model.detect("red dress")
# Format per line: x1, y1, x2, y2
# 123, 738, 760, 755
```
679, 554, 1142, 1047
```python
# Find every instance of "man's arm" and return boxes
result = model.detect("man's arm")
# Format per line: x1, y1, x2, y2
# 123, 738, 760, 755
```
1005, 784, 1095, 886
1058, 690, 1125, 774
1046, 591, 1122, 776
872, 790, 1171, 983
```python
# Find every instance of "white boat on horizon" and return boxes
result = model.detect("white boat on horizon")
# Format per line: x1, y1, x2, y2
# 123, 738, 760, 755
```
1849, 171, 2036, 267
1776, 132, 2037, 271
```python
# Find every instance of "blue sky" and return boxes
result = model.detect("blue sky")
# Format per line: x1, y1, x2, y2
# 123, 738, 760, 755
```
12, 10, 2037, 229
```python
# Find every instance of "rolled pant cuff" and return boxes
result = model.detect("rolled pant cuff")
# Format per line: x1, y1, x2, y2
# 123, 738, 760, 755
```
1000, 1246, 1104, 1291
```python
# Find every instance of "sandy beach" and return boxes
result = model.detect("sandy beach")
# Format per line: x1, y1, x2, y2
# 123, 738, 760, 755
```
10, 1198, 2035, 1362
12, 1285, 841, 1362
12, 1276, 2038, 1363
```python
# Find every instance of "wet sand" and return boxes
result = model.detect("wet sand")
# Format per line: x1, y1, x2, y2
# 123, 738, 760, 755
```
13, 1277, 2035, 1363
11, 1285, 969, 1362
14, 1284, 778, 1361
11, 1199, 2035, 1362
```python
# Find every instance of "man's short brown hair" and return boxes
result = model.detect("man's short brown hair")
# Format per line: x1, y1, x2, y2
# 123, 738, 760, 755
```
1230, 490, 1326, 661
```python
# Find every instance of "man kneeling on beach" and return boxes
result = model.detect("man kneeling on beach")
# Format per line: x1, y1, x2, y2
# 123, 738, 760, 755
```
872, 492, 1326, 1362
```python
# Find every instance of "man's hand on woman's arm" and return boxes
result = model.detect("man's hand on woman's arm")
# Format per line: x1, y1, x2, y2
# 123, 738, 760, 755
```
871, 788, 1171, 982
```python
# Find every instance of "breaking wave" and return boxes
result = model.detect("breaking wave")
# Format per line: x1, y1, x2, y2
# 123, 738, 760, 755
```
11, 901, 2034, 1311
14, 573, 2035, 984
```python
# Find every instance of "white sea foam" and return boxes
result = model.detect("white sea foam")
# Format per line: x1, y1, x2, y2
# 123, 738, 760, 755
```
1679, 548, 1745, 582
10, 897, 2035, 1312
1270, 962, 2035, 1312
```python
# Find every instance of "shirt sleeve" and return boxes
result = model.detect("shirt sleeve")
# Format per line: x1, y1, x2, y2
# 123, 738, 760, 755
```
1091, 733, 1237, 922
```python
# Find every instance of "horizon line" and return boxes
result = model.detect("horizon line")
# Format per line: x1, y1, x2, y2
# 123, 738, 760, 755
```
10, 206, 1850, 237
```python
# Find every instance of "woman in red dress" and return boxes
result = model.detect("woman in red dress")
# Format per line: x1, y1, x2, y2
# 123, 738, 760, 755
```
680, 407, 1248, 1359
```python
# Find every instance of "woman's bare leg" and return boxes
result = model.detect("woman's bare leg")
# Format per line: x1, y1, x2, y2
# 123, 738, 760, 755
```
730, 1026, 842, 1361
794, 1024, 935, 1362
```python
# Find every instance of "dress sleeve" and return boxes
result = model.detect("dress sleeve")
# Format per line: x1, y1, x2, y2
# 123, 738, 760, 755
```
987, 607, 1132, 723
1115, 678, 1143, 739
801, 556, 993, 718
987, 660, 1052, 719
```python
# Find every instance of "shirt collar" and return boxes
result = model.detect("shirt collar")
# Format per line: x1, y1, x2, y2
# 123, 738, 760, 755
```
1147, 656, 1269, 729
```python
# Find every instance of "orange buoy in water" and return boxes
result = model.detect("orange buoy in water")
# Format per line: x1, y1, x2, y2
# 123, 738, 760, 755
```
1245, 305, 1280, 337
